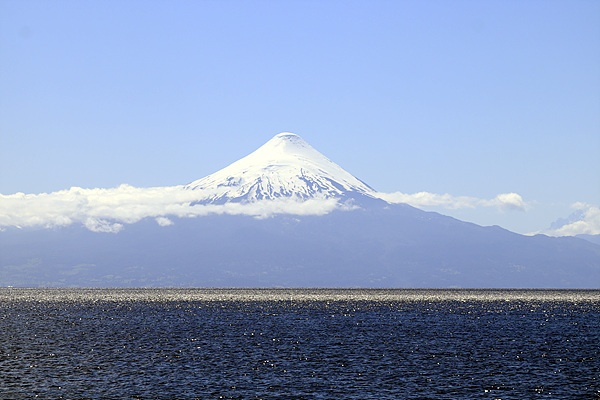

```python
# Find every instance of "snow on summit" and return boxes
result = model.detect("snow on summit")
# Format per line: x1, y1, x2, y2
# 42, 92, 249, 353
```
186, 132, 377, 203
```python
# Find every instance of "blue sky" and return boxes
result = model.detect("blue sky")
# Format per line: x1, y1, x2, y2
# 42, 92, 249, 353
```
1, 0, 599, 235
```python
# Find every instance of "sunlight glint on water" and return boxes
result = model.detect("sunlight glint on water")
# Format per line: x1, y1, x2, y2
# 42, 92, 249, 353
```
0, 289, 598, 399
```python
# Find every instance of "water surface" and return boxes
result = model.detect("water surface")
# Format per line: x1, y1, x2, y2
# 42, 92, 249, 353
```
1, 289, 598, 399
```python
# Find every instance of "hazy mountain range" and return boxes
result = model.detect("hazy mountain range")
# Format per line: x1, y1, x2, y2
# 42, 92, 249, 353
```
1, 133, 599, 288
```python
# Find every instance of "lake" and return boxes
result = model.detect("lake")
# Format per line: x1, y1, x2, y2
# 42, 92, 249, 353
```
1, 289, 598, 399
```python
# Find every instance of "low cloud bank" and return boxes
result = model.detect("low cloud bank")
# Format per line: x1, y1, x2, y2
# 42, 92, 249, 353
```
376, 191, 528, 211
543, 203, 600, 236
0, 185, 340, 233
6, 185, 594, 237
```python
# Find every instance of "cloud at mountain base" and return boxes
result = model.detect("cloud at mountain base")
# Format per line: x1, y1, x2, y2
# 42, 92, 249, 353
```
543, 203, 600, 236
376, 191, 528, 211
0, 185, 340, 232
155, 217, 174, 227
3, 185, 576, 236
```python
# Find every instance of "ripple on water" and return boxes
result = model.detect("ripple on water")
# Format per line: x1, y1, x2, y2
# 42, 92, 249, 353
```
0, 288, 598, 399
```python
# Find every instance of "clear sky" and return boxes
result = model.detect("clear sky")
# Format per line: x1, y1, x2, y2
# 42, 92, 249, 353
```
1, 0, 599, 235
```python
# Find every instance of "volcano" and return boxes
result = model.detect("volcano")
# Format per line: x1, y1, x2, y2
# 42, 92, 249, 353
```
1, 133, 600, 288
185, 132, 376, 203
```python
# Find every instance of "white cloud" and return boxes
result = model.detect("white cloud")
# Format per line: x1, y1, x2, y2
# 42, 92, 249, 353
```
0, 184, 533, 234
484, 193, 528, 211
544, 203, 600, 236
155, 217, 174, 227
0, 184, 342, 232
376, 191, 528, 211
84, 218, 124, 233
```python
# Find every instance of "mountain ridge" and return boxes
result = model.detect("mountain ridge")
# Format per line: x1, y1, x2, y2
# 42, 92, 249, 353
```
1, 132, 599, 288
2, 206, 599, 288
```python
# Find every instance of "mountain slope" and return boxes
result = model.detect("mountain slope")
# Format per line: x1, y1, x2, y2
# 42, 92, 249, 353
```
2, 205, 599, 288
1, 132, 599, 288
185, 132, 376, 203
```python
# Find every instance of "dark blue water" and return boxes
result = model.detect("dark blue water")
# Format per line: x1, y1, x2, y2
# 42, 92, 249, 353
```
0, 289, 598, 399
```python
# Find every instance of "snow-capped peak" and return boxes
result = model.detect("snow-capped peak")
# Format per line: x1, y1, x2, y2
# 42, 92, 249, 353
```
185, 132, 376, 203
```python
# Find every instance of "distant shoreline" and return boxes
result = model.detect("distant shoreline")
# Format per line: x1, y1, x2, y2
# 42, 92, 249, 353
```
2, 287, 598, 303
